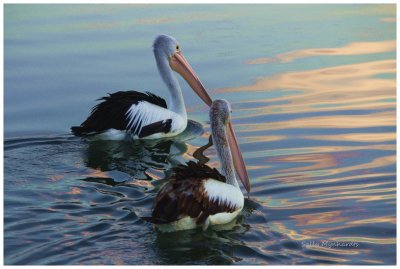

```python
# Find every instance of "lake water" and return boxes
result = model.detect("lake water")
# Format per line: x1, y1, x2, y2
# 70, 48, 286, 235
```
4, 4, 396, 265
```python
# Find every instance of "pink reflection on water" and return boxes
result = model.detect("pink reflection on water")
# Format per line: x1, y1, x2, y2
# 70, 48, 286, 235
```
246, 40, 395, 64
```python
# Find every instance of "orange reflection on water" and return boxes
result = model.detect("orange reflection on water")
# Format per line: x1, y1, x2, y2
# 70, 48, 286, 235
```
306, 181, 393, 197
218, 59, 395, 121
129, 179, 154, 188
361, 259, 384, 264
270, 153, 337, 173
246, 40, 395, 64
332, 187, 395, 197
66, 187, 81, 195
269, 221, 315, 241
347, 216, 396, 225
250, 145, 393, 179
49, 174, 64, 181
301, 253, 349, 263
268, 154, 394, 186
260, 197, 336, 209
228, 59, 395, 94
291, 210, 348, 226
356, 193, 396, 202
261, 191, 393, 210
85, 169, 110, 178
329, 155, 395, 175
297, 220, 379, 242
242, 135, 287, 144
236, 110, 394, 132
304, 244, 361, 256
303, 132, 396, 143
331, 236, 396, 245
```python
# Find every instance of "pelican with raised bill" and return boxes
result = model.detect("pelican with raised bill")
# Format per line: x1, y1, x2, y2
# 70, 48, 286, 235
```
71, 34, 212, 140
145, 99, 251, 232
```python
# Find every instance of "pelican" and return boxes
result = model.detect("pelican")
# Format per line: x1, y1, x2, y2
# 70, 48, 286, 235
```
71, 34, 212, 140
145, 99, 251, 232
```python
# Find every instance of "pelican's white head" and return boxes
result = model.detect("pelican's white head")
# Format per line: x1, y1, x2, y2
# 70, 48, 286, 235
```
210, 99, 251, 193
152, 34, 212, 107
153, 34, 180, 58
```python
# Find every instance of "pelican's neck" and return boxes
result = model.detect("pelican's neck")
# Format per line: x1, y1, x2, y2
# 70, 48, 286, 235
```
154, 50, 187, 120
211, 119, 239, 188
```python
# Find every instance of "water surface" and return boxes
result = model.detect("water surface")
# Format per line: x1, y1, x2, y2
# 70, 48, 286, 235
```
4, 4, 396, 265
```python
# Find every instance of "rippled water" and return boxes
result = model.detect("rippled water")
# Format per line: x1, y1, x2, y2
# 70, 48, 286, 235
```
4, 4, 396, 265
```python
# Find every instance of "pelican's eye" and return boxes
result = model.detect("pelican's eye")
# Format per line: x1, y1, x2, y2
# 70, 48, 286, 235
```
176, 45, 180, 51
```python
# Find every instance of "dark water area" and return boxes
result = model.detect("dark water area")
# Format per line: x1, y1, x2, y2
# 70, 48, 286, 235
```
4, 4, 396, 265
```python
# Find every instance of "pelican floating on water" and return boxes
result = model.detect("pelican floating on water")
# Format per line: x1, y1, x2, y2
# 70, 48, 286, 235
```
71, 34, 211, 140
145, 99, 251, 232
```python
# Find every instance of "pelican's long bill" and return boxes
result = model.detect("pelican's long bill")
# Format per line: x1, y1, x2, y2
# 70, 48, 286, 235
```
227, 121, 251, 193
171, 51, 250, 193
169, 52, 213, 106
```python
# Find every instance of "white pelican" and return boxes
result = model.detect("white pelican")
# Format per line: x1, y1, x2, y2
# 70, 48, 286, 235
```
71, 34, 212, 140
145, 99, 251, 232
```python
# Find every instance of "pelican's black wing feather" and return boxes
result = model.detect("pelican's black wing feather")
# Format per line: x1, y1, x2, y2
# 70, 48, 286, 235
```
171, 161, 226, 183
143, 162, 239, 226
71, 91, 167, 136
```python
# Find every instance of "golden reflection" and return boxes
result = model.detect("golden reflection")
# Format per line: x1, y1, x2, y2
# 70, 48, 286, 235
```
181, 131, 212, 160
291, 211, 348, 226
258, 169, 393, 190
303, 132, 395, 143
357, 194, 396, 202
236, 111, 395, 132
305, 245, 361, 256
258, 190, 394, 210
362, 259, 384, 264
279, 154, 396, 185
347, 216, 396, 225
306, 182, 393, 196
300, 225, 358, 238
301, 254, 349, 263
217, 59, 395, 122
242, 135, 287, 144
306, 150, 392, 172
329, 155, 395, 175
260, 197, 336, 210
128, 179, 154, 188
246, 164, 272, 171
331, 187, 395, 196
220, 59, 396, 92
49, 175, 64, 181
246, 40, 395, 64
250, 144, 393, 162
85, 169, 110, 178
66, 187, 81, 195
270, 153, 337, 173
331, 237, 396, 245
269, 221, 315, 240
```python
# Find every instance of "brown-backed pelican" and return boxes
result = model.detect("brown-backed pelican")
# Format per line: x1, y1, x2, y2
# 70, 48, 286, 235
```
146, 99, 251, 232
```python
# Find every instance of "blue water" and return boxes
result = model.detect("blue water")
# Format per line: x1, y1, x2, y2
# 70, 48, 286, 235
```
4, 4, 396, 265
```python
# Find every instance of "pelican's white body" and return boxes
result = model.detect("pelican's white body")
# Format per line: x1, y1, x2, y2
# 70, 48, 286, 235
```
94, 101, 187, 140
155, 179, 244, 232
